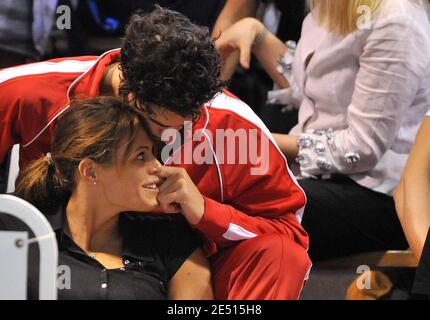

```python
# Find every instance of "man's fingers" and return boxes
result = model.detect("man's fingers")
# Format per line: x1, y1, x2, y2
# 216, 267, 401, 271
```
157, 192, 181, 214
158, 176, 174, 193
239, 44, 252, 70
157, 172, 184, 193
161, 203, 181, 214
156, 165, 182, 179
156, 166, 186, 193
215, 42, 235, 58
215, 39, 243, 69
158, 178, 182, 194
158, 190, 180, 206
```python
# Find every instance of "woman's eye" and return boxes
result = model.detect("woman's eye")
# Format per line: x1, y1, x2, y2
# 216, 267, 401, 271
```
137, 152, 145, 160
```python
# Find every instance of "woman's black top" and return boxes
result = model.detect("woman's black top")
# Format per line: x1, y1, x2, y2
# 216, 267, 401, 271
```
0, 207, 201, 300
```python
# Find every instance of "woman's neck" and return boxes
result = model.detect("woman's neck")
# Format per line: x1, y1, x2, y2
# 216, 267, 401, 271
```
65, 188, 121, 254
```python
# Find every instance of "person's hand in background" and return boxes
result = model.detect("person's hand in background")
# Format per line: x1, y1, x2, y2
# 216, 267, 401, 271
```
215, 17, 265, 70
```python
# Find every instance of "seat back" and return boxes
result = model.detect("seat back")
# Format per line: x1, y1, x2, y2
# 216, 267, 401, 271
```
6, 145, 20, 193
0, 195, 58, 300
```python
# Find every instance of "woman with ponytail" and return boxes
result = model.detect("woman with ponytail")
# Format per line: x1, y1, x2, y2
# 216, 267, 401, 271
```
215, 0, 430, 261
1, 97, 212, 300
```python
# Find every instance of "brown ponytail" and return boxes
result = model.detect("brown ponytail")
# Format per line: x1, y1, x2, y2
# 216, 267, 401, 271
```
14, 155, 71, 212
14, 97, 145, 212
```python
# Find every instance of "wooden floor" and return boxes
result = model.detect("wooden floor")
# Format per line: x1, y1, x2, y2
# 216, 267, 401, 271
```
301, 250, 418, 300
318, 250, 419, 269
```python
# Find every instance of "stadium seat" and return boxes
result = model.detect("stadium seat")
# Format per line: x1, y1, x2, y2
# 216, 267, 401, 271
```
0, 195, 58, 300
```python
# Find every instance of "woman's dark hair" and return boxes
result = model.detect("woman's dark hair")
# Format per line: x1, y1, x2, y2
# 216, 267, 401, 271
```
119, 7, 225, 119
14, 97, 145, 212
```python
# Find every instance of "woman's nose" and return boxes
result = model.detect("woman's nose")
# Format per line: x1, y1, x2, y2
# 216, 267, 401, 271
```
149, 159, 162, 174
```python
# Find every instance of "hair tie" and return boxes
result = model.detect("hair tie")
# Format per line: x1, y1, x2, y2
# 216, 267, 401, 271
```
46, 152, 55, 167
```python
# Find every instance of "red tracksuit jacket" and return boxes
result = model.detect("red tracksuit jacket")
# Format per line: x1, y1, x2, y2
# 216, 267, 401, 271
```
0, 49, 308, 255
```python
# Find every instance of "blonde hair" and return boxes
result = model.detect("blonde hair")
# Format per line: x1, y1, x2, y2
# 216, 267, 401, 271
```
309, 0, 430, 36
309, 0, 383, 36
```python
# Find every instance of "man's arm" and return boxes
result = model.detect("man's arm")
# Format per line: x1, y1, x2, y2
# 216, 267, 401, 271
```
212, 0, 259, 80
156, 98, 308, 250
193, 133, 308, 249
168, 248, 213, 300
212, 0, 259, 38
394, 116, 430, 260
0, 85, 21, 165
215, 17, 290, 88
157, 134, 307, 249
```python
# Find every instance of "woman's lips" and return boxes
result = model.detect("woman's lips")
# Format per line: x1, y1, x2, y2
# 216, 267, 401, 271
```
143, 183, 158, 189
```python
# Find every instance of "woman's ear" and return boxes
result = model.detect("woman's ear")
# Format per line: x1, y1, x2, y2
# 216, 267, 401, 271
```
78, 159, 98, 185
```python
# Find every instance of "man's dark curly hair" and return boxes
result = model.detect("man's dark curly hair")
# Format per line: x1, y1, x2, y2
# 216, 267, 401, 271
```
120, 7, 225, 119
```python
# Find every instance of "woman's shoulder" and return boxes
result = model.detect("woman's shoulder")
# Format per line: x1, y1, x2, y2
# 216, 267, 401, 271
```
370, 0, 430, 61
375, 0, 430, 26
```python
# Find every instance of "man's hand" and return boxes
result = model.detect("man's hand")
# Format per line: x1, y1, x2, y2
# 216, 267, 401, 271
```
156, 166, 205, 225
215, 17, 265, 70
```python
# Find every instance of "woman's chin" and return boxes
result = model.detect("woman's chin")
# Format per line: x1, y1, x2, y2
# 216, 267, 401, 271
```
134, 197, 159, 213
132, 190, 158, 211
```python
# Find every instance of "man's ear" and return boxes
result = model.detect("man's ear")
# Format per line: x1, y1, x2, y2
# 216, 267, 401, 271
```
78, 159, 98, 185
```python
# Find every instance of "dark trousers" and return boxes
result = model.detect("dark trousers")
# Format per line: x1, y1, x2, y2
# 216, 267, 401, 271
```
299, 176, 408, 262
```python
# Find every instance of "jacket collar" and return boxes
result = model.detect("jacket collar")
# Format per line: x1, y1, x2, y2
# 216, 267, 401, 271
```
67, 48, 121, 100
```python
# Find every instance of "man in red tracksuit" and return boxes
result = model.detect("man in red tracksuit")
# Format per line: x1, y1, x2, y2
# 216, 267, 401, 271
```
0, 8, 311, 299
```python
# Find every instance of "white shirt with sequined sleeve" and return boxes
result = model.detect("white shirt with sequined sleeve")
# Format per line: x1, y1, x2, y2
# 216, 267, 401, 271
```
269, 0, 430, 195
